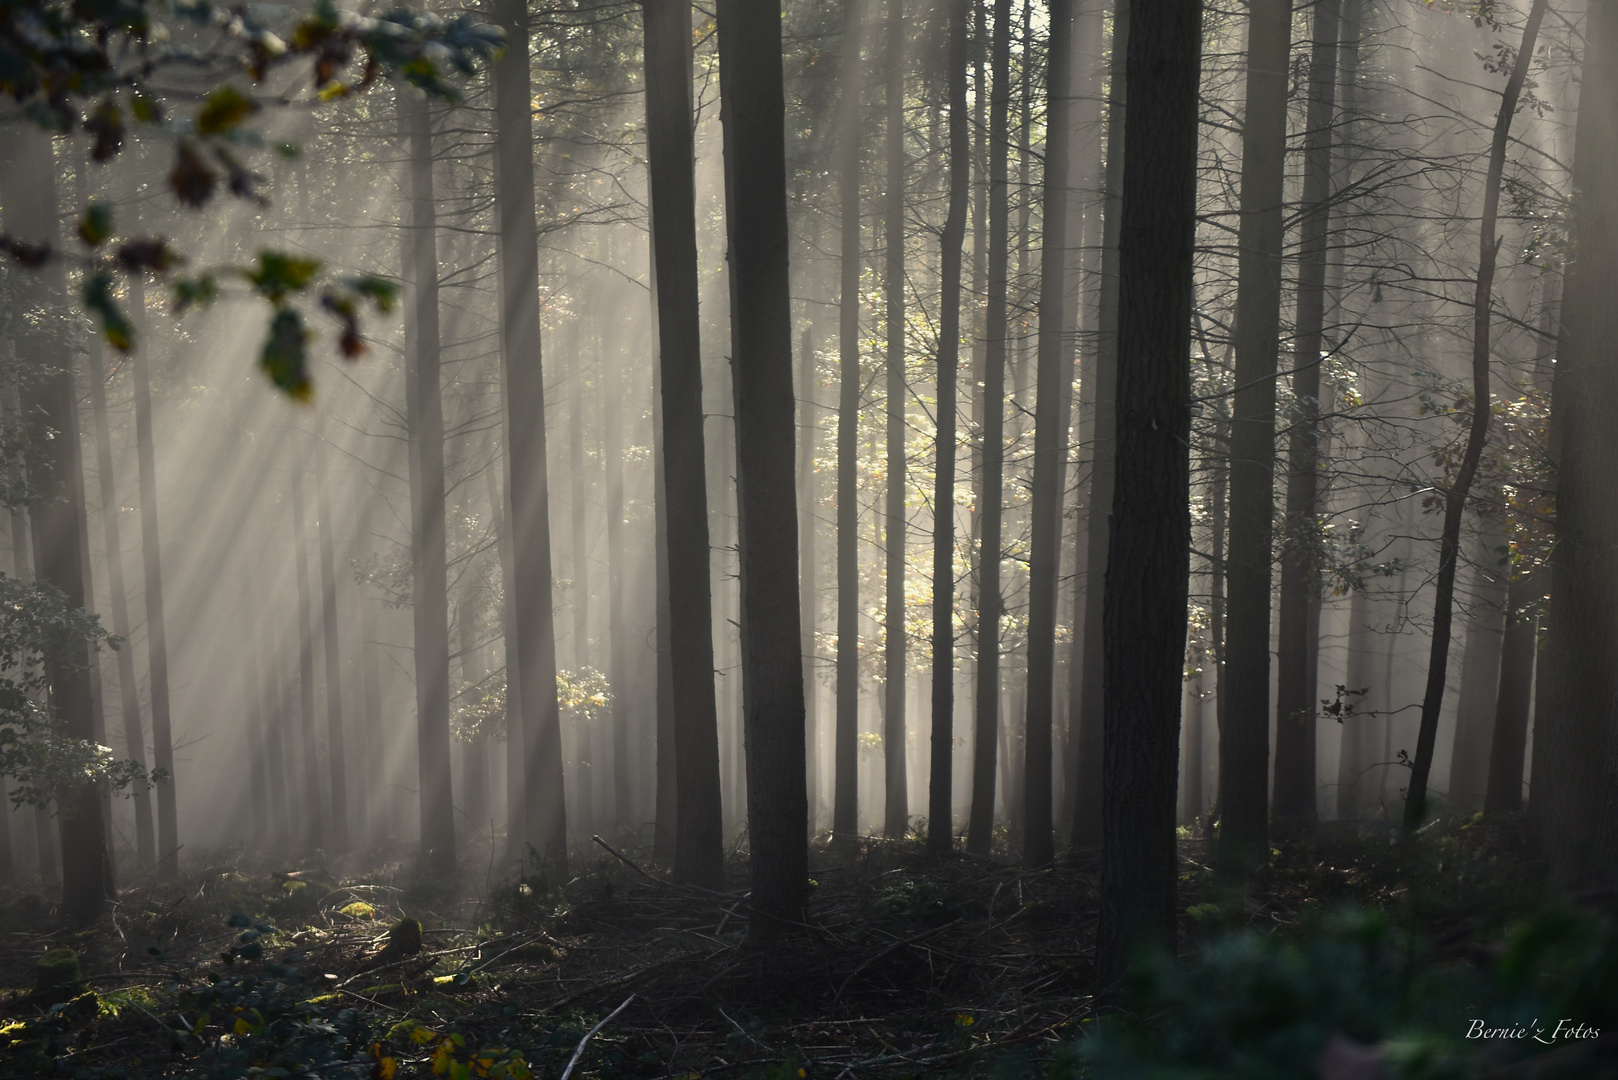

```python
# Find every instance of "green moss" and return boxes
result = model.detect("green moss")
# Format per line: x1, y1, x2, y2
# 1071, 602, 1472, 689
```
33, 948, 83, 995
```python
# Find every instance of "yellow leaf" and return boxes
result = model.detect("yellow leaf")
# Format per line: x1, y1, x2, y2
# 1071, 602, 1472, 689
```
233, 1018, 252, 1036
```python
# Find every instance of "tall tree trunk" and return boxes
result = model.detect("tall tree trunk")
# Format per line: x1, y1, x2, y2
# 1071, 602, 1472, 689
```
1447, 544, 1506, 812
1485, 569, 1536, 814
1216, 0, 1291, 874
834, 0, 867, 844
605, 332, 630, 828
967, 0, 1012, 858
1070, 0, 1126, 852
716, 0, 810, 934
291, 469, 325, 853
1405, 0, 1548, 833
1095, 0, 1201, 985
125, 276, 178, 879
482, 458, 521, 846
929, 0, 971, 855
490, 0, 565, 873
87, 345, 155, 866
241, 580, 271, 847
1272, 0, 1341, 832
362, 603, 383, 847
316, 450, 350, 851
1022, 0, 1076, 868
882, 0, 909, 839
652, 327, 677, 861
644, 0, 725, 888
0, 127, 108, 918
568, 337, 593, 838
800, 325, 822, 831
404, 88, 456, 871
459, 589, 490, 833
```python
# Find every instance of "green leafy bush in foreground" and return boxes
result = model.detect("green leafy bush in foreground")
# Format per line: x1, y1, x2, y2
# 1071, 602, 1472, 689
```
1062, 902, 1617, 1080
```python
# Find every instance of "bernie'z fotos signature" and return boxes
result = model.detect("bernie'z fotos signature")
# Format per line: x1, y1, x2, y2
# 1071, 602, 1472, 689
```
1466, 1019, 1600, 1044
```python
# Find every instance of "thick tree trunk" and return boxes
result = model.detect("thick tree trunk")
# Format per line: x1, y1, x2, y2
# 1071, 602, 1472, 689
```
1070, 0, 1126, 852
1095, 0, 1201, 985
716, 0, 810, 935
316, 451, 350, 851
644, 0, 725, 888
929, 0, 970, 856
491, 0, 566, 874
882, 0, 909, 840
834, 0, 867, 844
0, 126, 108, 918
87, 345, 155, 866
1404, 0, 1548, 833
967, 0, 1012, 857
1272, 0, 1341, 832
1022, 0, 1076, 868
1485, 570, 1535, 814
1217, 0, 1291, 874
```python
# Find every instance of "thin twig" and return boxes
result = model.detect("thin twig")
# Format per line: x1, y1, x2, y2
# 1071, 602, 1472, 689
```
558, 993, 634, 1080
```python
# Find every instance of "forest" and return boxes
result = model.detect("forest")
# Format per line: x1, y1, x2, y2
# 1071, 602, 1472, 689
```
0, 0, 1613, 1076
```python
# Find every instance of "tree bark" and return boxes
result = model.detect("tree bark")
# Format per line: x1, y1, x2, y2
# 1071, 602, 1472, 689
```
799, 324, 822, 831
1272, 0, 1341, 832
966, 0, 1012, 858
1022, 0, 1076, 868
644, 0, 725, 889
1447, 544, 1506, 812
87, 345, 155, 866
834, 0, 867, 844
1404, 0, 1548, 833
605, 329, 630, 828
1216, 0, 1291, 874
1070, 0, 1126, 853
882, 0, 909, 840
491, 0, 566, 874
0, 126, 108, 918
716, 0, 810, 935
929, 0, 970, 856
1095, 0, 1201, 986
1485, 569, 1535, 814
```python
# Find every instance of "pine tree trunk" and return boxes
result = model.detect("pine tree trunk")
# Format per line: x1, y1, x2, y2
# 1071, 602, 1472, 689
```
0, 128, 108, 918
716, 0, 810, 934
882, 0, 909, 840
1096, 0, 1202, 986
834, 0, 867, 844
1272, 0, 1341, 832
1022, 0, 1076, 868
644, 0, 725, 888
967, 0, 1012, 858
490, 0, 566, 873
1070, 0, 1127, 852
799, 325, 822, 831
929, 0, 971, 855
1217, 0, 1291, 873
87, 344, 155, 866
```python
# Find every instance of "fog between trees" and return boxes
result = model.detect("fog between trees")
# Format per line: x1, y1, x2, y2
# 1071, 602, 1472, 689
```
0, 0, 1611, 984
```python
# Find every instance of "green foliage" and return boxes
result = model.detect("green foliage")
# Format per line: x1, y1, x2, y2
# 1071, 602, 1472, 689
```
0, 0, 499, 390
1063, 902, 1618, 1080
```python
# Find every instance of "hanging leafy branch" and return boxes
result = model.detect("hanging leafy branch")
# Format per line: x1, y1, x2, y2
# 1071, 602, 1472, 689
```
0, 0, 502, 397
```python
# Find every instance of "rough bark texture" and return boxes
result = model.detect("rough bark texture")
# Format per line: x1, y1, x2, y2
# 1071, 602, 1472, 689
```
1095, 0, 1201, 987
967, 0, 1011, 858
928, 0, 970, 856
834, 0, 866, 844
644, 0, 725, 889
716, 0, 810, 936
1070, 0, 1126, 852
1217, 0, 1290, 874
490, 0, 566, 873
1022, 0, 1075, 869
882, 0, 909, 840
1272, 0, 1340, 831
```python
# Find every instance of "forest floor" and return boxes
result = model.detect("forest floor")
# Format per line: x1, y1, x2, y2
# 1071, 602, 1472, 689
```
0, 811, 1600, 1079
